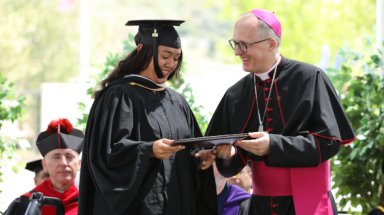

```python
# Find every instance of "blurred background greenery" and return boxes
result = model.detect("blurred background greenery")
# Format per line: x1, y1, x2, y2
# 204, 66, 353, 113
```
0, 0, 381, 214
0, 0, 377, 143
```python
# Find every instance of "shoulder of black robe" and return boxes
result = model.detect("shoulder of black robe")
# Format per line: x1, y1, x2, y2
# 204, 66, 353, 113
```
3, 196, 30, 215
368, 206, 384, 215
79, 76, 217, 215
272, 57, 355, 143
237, 197, 251, 215
207, 56, 355, 167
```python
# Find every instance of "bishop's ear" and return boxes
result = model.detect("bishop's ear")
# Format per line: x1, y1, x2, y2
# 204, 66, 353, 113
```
268, 38, 278, 52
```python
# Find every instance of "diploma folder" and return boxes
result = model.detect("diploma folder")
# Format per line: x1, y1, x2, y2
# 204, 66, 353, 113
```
170, 133, 249, 149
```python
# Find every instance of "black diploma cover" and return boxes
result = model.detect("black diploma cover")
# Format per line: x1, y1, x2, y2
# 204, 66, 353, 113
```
170, 133, 249, 149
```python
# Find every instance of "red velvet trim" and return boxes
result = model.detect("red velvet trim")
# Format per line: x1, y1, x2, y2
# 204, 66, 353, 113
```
241, 94, 256, 134
238, 80, 259, 166
236, 146, 247, 166
315, 136, 321, 166
57, 124, 61, 148
21, 192, 32, 198
274, 78, 286, 127
263, 81, 269, 130
308, 132, 357, 145
341, 140, 356, 146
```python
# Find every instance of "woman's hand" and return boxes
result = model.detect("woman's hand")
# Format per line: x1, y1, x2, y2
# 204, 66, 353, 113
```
151, 139, 185, 159
214, 145, 236, 166
214, 145, 235, 159
195, 150, 216, 170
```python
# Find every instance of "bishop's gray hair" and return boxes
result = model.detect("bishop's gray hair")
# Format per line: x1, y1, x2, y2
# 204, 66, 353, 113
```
241, 13, 281, 49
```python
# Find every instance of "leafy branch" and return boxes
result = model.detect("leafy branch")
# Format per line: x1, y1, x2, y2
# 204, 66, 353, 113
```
0, 73, 28, 196
328, 36, 384, 214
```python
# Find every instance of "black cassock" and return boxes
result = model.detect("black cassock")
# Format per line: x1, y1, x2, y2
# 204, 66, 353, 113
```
206, 56, 356, 215
78, 76, 217, 215
369, 206, 384, 215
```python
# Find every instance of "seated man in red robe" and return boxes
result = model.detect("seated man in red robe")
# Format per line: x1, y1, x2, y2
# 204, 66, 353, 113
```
4, 118, 84, 215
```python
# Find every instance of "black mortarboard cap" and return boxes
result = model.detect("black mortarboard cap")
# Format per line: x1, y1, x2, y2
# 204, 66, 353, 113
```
126, 19, 184, 79
25, 159, 43, 173
36, 119, 84, 157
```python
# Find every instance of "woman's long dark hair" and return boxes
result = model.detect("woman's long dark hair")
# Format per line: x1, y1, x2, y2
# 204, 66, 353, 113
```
94, 44, 183, 97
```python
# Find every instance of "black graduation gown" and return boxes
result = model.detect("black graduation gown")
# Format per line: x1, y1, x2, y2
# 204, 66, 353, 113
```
206, 56, 356, 215
78, 76, 218, 215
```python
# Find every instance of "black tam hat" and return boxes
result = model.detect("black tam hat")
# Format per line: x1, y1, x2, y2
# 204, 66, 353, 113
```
25, 159, 43, 174
36, 118, 84, 157
125, 19, 184, 79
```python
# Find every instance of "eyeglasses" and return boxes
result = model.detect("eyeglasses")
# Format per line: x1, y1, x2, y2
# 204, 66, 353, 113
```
229, 38, 271, 53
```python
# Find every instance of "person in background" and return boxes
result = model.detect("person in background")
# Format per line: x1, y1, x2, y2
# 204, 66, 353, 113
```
25, 159, 50, 186
4, 118, 84, 215
227, 163, 252, 194
214, 162, 250, 215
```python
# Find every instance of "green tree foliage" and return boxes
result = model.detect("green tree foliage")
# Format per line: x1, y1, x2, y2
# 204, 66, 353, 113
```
0, 73, 28, 195
211, 0, 376, 65
328, 36, 384, 214
77, 34, 210, 134
0, 0, 81, 143
0, 0, 80, 89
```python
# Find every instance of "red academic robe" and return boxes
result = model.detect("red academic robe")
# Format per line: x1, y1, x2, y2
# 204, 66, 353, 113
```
4, 178, 78, 215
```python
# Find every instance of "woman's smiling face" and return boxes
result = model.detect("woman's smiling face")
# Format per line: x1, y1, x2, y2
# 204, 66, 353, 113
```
138, 45, 181, 84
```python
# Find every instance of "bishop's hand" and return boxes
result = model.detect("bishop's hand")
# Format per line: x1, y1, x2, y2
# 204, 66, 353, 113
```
235, 132, 270, 156
195, 150, 216, 170
151, 139, 185, 159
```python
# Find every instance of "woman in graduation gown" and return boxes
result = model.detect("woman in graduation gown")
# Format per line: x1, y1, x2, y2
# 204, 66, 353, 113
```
77, 20, 218, 215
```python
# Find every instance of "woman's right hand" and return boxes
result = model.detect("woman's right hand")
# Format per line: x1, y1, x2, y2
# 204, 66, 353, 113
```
214, 145, 236, 166
151, 139, 185, 159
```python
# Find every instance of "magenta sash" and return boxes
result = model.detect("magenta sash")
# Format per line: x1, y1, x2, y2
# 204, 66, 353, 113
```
251, 160, 334, 215
251, 161, 292, 196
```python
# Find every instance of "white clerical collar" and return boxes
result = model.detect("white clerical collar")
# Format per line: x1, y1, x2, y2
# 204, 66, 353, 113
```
124, 74, 165, 88
255, 55, 281, 81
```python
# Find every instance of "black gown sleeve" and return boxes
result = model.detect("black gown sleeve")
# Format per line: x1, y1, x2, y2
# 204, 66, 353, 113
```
266, 133, 340, 167
4, 197, 30, 215
264, 70, 352, 167
84, 86, 161, 215
215, 147, 245, 178
238, 198, 251, 215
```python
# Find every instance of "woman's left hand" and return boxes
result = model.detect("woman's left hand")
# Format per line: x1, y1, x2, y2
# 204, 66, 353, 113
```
195, 150, 216, 170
